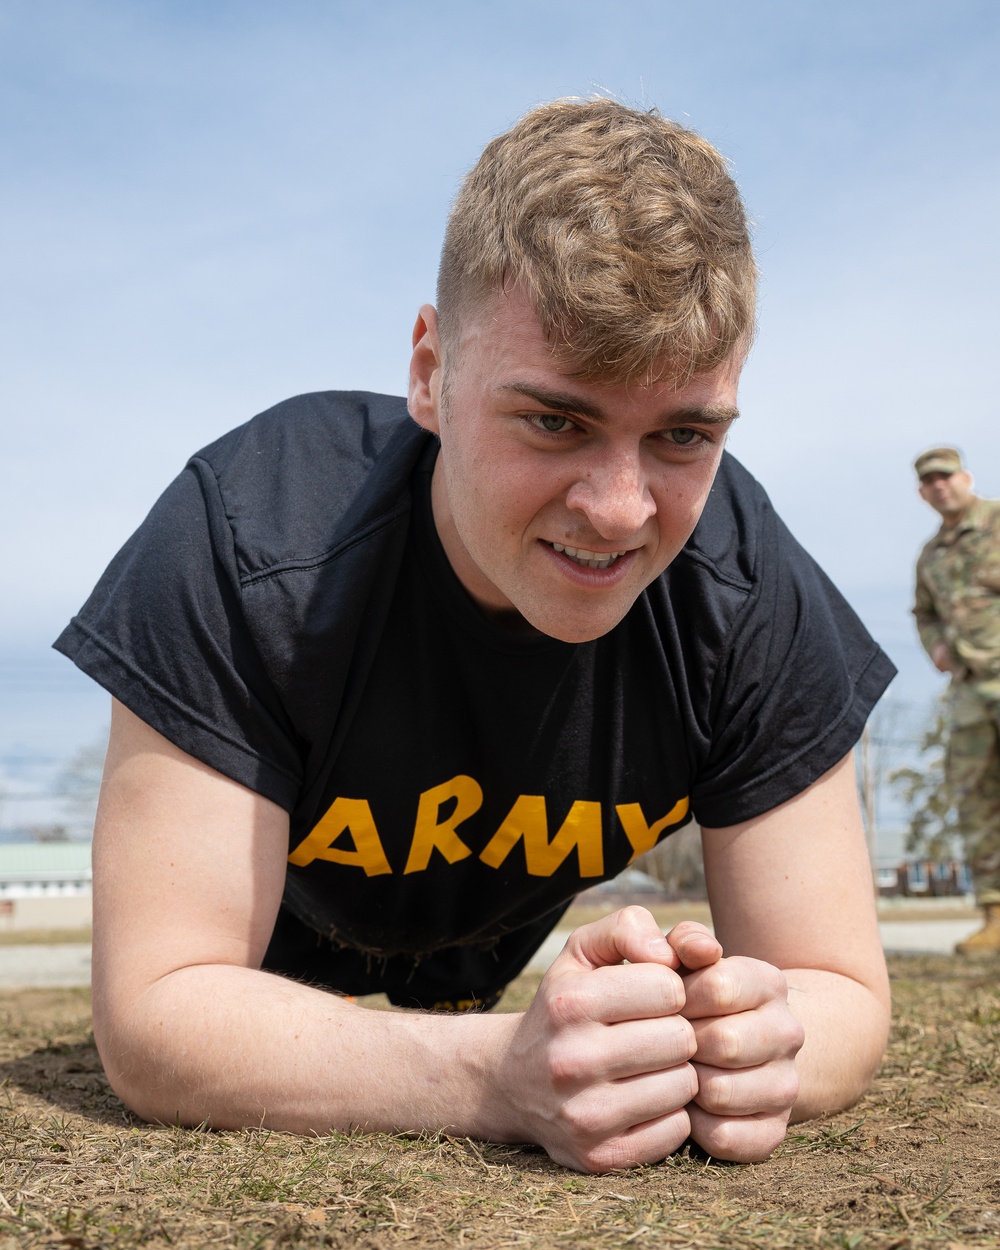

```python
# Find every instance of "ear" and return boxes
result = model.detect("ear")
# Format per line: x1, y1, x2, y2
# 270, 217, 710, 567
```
407, 304, 443, 434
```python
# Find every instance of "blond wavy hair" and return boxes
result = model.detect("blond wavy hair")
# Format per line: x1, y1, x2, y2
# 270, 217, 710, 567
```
437, 97, 757, 382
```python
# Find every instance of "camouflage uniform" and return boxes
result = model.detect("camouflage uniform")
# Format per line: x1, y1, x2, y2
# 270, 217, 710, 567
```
914, 497, 1000, 904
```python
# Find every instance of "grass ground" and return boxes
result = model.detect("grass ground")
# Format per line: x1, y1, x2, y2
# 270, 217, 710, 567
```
0, 929, 94, 948
1, 930, 998, 1248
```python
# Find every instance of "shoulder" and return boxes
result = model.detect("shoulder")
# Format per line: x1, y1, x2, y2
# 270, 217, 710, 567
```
193, 390, 417, 496
975, 498, 1000, 529
651, 454, 895, 825
644, 453, 791, 656
196, 390, 413, 471
660, 451, 878, 648
675, 452, 778, 590
187, 391, 430, 581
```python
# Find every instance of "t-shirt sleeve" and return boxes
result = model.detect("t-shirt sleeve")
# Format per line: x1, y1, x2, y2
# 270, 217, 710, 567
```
687, 504, 896, 828
53, 458, 305, 810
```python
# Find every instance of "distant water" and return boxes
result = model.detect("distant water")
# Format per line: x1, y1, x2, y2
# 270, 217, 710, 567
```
0, 644, 109, 835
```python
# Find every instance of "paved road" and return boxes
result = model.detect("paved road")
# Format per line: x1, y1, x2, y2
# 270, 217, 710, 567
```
877, 919, 981, 954
0, 943, 92, 988
0, 919, 984, 989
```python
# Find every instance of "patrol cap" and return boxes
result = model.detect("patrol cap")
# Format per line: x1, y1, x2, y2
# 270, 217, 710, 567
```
914, 447, 964, 478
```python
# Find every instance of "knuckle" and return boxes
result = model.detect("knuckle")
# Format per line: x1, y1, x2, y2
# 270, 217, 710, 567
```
709, 965, 736, 1010
545, 981, 592, 1028
694, 1112, 786, 1162
747, 1117, 791, 1160
769, 965, 791, 1000
617, 903, 652, 925
763, 998, 804, 1056
702, 1115, 735, 1157
545, 1038, 590, 1087
673, 1016, 698, 1060
580, 1137, 636, 1174
701, 1069, 735, 1113
713, 1020, 742, 1064
652, 964, 684, 1013
723, 956, 787, 1007
669, 919, 707, 948
559, 1092, 608, 1141
775, 1064, 800, 1110
614, 904, 656, 940
786, 1016, 806, 1055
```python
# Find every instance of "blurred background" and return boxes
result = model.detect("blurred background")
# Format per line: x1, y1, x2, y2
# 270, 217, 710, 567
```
1, 0, 997, 866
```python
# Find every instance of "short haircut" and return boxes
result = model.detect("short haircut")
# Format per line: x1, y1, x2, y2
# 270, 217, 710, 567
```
437, 96, 757, 382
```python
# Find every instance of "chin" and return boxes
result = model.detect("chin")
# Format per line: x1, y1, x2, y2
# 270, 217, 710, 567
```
522, 606, 629, 645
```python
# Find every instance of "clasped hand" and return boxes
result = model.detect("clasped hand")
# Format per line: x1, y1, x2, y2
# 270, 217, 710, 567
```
496, 906, 803, 1173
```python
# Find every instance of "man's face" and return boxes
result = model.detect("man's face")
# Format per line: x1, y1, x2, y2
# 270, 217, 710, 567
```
918, 469, 975, 522
408, 287, 741, 643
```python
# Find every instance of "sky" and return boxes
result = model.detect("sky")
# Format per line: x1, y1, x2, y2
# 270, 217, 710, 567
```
1, 0, 998, 811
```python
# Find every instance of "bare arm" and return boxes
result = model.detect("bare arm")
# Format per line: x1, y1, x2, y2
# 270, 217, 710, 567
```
92, 701, 512, 1136
692, 753, 891, 1157
93, 701, 717, 1171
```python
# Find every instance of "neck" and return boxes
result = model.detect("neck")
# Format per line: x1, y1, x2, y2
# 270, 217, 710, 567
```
941, 497, 975, 527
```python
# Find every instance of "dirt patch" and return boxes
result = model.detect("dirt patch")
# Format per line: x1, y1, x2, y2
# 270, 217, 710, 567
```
1, 958, 999, 1248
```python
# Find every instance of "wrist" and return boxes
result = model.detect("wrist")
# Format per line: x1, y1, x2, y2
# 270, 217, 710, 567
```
426, 1007, 526, 1144
475, 1009, 535, 1143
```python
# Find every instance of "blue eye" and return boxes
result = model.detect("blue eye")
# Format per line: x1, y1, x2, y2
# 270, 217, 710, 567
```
669, 428, 700, 445
531, 413, 573, 433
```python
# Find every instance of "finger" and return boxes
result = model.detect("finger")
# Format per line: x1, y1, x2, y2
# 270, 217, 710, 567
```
558, 905, 682, 973
542, 959, 686, 1026
681, 956, 789, 1021
666, 921, 722, 971
554, 1105, 693, 1174
687, 1104, 792, 1163
689, 1000, 805, 1071
551, 1011, 696, 1080
691, 1057, 800, 1118
554, 1067, 698, 1172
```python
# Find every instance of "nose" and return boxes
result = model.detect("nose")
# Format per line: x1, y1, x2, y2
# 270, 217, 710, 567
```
564, 449, 656, 541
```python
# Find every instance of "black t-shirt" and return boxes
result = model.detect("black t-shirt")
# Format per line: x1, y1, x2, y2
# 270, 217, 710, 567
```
55, 391, 895, 1008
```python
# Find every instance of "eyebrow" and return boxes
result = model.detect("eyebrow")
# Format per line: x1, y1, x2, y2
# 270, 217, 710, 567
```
502, 382, 740, 425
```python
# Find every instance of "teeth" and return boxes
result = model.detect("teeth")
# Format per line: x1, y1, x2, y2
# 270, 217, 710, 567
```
551, 543, 626, 570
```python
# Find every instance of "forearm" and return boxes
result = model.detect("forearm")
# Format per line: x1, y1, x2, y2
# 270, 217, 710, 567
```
97, 963, 519, 1140
782, 967, 890, 1122
91, 717, 701, 1173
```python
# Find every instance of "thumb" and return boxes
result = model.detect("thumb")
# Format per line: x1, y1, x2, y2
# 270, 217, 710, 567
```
558, 905, 682, 973
665, 920, 723, 971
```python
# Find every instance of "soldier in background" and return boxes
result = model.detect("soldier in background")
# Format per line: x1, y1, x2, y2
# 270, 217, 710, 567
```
914, 447, 1000, 953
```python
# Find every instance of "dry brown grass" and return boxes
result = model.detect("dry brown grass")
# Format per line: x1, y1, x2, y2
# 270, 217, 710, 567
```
0, 929, 93, 948
1, 954, 999, 1249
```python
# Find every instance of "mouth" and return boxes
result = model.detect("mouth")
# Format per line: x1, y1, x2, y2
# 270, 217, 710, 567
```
548, 542, 628, 570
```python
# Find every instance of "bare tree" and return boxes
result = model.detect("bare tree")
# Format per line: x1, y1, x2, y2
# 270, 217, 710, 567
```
29, 823, 71, 843
53, 728, 109, 838
853, 694, 917, 865
890, 695, 961, 861
635, 820, 706, 898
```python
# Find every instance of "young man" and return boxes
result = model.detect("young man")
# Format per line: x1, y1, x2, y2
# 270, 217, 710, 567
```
56, 98, 893, 1174
913, 447, 1000, 952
